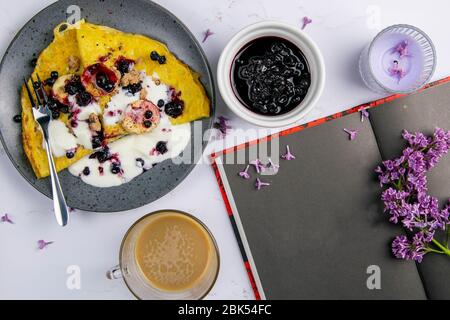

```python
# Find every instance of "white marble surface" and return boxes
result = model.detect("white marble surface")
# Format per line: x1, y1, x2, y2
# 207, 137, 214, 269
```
0, 0, 450, 300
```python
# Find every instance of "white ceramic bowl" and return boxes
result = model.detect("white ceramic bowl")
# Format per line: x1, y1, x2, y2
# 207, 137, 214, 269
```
217, 21, 326, 128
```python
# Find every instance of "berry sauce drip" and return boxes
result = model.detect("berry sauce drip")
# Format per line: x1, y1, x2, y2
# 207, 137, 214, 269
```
232, 37, 311, 116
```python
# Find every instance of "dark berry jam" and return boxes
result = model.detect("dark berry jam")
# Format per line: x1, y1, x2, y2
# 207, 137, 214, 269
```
231, 37, 311, 116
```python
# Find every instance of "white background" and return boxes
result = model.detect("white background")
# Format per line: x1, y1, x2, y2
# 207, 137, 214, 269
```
0, 0, 449, 299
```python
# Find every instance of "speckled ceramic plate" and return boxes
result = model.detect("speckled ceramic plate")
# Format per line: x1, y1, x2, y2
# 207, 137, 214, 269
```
0, 0, 215, 212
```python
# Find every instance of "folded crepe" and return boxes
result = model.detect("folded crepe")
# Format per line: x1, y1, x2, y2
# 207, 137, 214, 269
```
22, 20, 210, 179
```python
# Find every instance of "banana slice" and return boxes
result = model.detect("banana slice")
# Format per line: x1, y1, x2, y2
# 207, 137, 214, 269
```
121, 100, 160, 134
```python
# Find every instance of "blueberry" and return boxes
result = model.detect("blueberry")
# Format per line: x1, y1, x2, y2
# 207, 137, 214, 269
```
96, 150, 109, 163
92, 136, 102, 149
124, 82, 142, 95
157, 99, 165, 108
150, 51, 159, 61
51, 110, 60, 119
76, 91, 92, 106
136, 158, 145, 167
13, 114, 22, 123
66, 151, 75, 159
143, 120, 152, 128
45, 77, 56, 86
50, 71, 59, 79
116, 59, 132, 75
102, 82, 115, 92
96, 72, 115, 92
30, 58, 38, 67
82, 167, 90, 176
164, 101, 184, 118
144, 110, 153, 119
33, 81, 41, 89
59, 105, 69, 113
65, 77, 83, 95
156, 141, 168, 154
158, 55, 166, 64
111, 163, 121, 174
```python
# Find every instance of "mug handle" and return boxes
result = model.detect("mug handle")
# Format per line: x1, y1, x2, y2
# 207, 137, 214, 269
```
106, 265, 123, 280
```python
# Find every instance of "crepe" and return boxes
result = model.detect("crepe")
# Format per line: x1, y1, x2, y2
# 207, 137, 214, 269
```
21, 23, 91, 179
22, 21, 210, 179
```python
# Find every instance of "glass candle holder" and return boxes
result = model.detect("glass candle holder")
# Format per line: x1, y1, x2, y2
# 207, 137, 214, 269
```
359, 24, 436, 94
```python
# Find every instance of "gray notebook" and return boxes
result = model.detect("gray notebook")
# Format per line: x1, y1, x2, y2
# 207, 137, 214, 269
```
212, 78, 450, 300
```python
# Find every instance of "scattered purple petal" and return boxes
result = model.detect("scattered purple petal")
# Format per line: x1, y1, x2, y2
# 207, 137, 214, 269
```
255, 178, 270, 190
37, 240, 54, 250
250, 159, 265, 173
392, 40, 410, 59
202, 29, 214, 43
281, 145, 296, 160
1, 214, 14, 224
238, 165, 251, 179
301, 16, 312, 30
343, 128, 358, 141
360, 108, 370, 122
266, 158, 280, 172
213, 116, 232, 138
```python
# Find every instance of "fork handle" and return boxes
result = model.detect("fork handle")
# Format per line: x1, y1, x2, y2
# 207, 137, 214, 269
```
42, 132, 69, 227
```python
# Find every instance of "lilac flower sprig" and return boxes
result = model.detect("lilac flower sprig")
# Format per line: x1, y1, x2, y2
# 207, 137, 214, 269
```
375, 128, 450, 262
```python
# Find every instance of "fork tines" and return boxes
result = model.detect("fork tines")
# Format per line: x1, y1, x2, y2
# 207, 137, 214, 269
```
23, 74, 49, 113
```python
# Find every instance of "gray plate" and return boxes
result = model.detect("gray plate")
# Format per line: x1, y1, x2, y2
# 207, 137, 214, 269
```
0, 0, 215, 212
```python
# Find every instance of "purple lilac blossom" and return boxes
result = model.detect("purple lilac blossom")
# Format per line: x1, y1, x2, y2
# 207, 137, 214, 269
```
376, 128, 450, 262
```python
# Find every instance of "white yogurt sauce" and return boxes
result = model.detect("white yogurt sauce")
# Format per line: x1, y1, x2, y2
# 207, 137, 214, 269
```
47, 97, 102, 154
48, 120, 78, 157
68, 116, 191, 188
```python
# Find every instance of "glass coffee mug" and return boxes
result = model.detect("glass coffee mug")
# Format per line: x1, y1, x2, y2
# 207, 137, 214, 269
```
107, 210, 220, 300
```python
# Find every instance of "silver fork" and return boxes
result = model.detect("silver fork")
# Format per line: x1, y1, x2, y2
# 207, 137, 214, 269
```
24, 75, 69, 227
